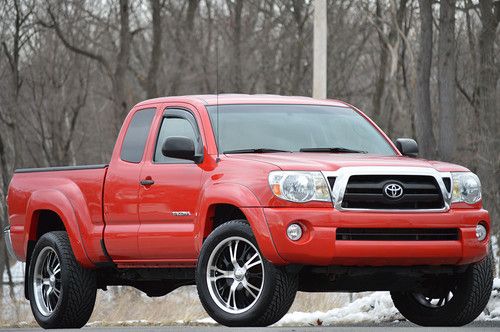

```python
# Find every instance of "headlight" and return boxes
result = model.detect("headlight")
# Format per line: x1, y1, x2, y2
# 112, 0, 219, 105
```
451, 172, 481, 204
268, 171, 330, 203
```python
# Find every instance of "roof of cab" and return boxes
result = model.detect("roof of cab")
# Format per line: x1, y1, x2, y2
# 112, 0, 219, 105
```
134, 94, 350, 108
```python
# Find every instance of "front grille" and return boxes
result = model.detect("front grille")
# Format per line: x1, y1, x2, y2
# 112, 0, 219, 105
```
341, 175, 444, 210
336, 228, 459, 241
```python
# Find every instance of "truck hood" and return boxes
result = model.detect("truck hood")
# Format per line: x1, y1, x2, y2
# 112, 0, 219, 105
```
224, 153, 469, 172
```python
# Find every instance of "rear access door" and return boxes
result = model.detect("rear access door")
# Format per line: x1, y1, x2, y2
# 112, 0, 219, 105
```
103, 107, 157, 261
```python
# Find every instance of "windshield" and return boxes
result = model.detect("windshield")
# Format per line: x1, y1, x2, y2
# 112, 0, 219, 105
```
206, 104, 396, 155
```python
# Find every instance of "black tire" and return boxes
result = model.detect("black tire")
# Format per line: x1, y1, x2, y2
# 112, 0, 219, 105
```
196, 220, 297, 327
391, 250, 494, 326
28, 231, 97, 329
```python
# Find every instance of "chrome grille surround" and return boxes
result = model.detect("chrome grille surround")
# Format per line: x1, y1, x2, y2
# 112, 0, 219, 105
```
322, 167, 452, 213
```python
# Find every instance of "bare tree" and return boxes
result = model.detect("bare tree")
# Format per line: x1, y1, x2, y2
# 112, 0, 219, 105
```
0, 0, 34, 296
476, 0, 500, 231
414, 0, 436, 158
226, 0, 244, 92
437, 0, 457, 161
42, 0, 133, 125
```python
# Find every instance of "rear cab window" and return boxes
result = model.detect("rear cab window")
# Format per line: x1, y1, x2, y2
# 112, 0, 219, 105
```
120, 108, 156, 163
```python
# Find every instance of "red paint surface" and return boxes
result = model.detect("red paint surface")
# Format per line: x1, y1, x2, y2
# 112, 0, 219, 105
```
7, 95, 490, 269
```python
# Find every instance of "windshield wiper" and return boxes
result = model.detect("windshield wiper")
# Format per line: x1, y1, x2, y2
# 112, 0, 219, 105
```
224, 148, 291, 154
299, 147, 367, 154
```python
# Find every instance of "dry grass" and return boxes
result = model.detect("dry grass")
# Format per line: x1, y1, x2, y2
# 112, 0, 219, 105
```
1, 284, 352, 327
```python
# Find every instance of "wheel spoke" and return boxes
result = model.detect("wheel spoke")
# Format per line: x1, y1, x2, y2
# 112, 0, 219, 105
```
53, 263, 61, 275
226, 281, 239, 309
47, 252, 54, 275
242, 280, 258, 298
43, 287, 50, 311
47, 293, 53, 312
244, 253, 258, 268
53, 287, 61, 299
228, 240, 239, 268
244, 253, 262, 269
245, 280, 261, 293
210, 274, 233, 281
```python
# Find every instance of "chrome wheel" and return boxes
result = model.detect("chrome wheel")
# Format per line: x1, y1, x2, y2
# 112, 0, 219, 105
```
413, 290, 454, 308
33, 247, 62, 316
206, 236, 264, 314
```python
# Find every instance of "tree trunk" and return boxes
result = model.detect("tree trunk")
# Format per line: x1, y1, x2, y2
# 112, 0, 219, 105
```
228, 0, 243, 92
437, 0, 456, 161
477, 0, 500, 232
372, 0, 389, 124
145, 0, 162, 98
168, 0, 200, 95
414, 0, 436, 158
113, 0, 132, 122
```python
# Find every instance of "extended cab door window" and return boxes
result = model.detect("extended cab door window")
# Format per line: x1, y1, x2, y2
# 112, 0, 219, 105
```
121, 108, 156, 163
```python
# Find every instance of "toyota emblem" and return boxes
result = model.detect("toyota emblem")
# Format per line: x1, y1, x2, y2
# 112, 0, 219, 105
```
384, 183, 404, 199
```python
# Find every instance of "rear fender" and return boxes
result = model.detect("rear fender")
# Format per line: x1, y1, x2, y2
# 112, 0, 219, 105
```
25, 189, 93, 267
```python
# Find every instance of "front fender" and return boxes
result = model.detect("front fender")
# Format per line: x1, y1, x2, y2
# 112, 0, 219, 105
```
195, 182, 285, 264
25, 189, 94, 268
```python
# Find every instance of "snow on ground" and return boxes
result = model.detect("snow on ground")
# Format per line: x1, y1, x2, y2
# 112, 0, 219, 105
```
275, 292, 402, 326
273, 281, 500, 326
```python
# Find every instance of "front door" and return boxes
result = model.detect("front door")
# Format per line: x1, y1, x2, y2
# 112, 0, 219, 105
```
138, 107, 204, 260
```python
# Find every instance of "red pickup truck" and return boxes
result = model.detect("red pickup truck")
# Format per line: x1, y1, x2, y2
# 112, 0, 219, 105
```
5, 95, 493, 328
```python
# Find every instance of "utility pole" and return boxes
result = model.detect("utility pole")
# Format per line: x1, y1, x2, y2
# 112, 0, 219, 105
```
313, 0, 327, 99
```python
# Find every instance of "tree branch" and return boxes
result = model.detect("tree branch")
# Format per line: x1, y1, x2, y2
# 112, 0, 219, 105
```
40, 7, 113, 79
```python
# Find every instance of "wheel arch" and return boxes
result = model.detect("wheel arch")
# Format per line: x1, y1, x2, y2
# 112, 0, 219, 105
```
25, 189, 94, 268
195, 183, 285, 264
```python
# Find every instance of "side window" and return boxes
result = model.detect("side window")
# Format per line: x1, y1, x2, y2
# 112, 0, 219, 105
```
120, 108, 156, 163
154, 109, 201, 163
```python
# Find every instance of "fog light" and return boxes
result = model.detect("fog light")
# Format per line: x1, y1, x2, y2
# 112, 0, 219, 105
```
475, 223, 487, 241
286, 223, 303, 241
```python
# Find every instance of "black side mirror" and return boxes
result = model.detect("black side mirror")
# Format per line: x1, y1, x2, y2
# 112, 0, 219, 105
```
162, 136, 201, 162
395, 138, 419, 158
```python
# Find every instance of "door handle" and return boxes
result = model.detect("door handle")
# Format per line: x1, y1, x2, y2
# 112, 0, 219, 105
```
140, 179, 155, 186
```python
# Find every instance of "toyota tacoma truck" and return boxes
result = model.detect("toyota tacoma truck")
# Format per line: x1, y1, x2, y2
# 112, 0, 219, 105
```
4, 95, 493, 328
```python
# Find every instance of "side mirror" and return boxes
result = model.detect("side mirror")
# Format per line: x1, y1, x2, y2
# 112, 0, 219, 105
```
162, 136, 200, 162
395, 138, 419, 158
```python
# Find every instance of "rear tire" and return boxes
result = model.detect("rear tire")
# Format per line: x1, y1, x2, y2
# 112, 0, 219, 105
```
196, 220, 297, 326
28, 231, 97, 329
391, 250, 494, 326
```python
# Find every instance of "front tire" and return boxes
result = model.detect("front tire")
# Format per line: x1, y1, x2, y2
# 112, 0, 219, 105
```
391, 250, 494, 326
28, 231, 97, 329
196, 220, 297, 326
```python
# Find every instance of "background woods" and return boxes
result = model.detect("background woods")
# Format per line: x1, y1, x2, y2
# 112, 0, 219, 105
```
0, 0, 499, 290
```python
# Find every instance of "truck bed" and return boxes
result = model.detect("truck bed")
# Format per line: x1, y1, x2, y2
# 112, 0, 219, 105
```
7, 164, 109, 265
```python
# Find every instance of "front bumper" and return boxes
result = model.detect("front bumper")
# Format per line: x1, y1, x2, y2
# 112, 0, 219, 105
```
264, 207, 490, 266
3, 226, 17, 261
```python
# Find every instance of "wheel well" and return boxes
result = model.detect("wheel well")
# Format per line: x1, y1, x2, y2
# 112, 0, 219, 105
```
34, 210, 66, 240
25, 209, 66, 300
203, 204, 247, 239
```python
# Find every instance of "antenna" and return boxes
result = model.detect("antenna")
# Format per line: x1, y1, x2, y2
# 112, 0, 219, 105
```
215, 29, 220, 162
